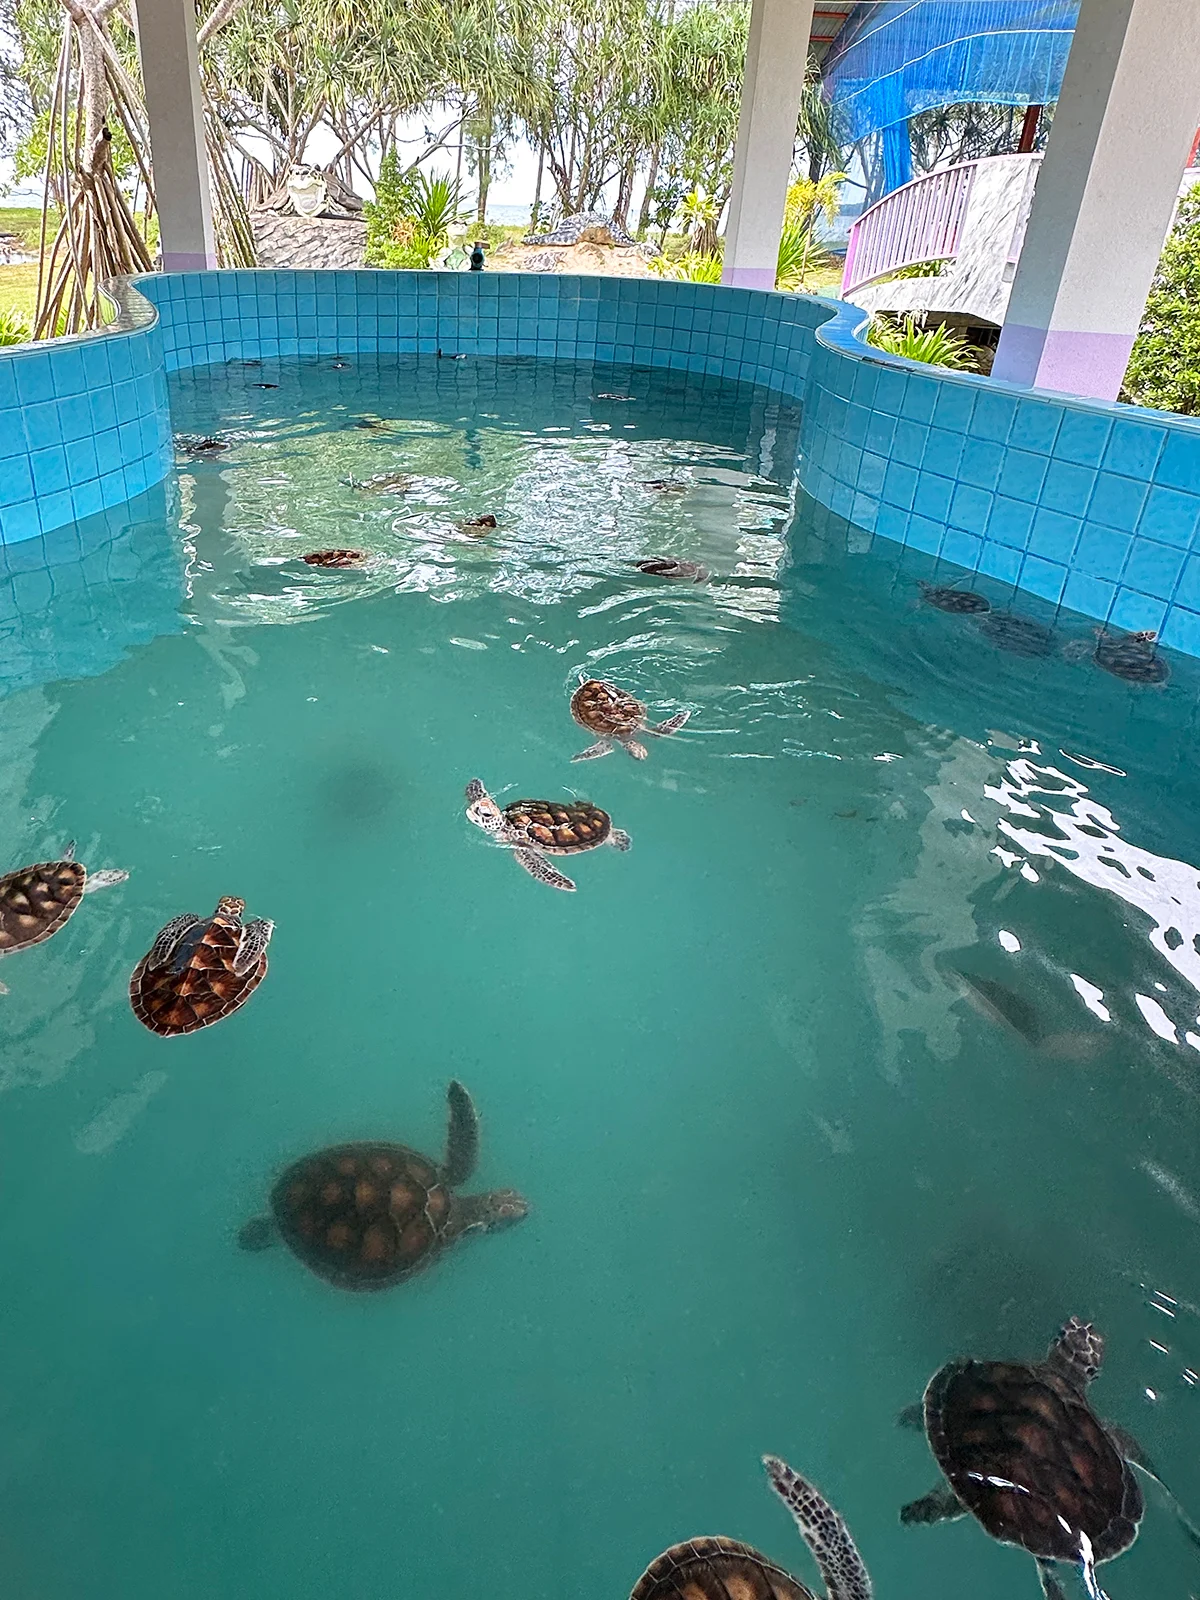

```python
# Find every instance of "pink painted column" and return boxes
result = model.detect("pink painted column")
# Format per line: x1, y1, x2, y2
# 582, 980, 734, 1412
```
132, 0, 218, 272
722, 0, 816, 291
993, 0, 1200, 400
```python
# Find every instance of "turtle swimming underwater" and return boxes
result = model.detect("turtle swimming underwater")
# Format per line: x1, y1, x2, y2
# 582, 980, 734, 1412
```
900, 1315, 1198, 1598
569, 676, 689, 761
302, 549, 366, 568
465, 779, 630, 892
175, 435, 230, 457
977, 611, 1055, 658
1093, 627, 1169, 684
635, 558, 709, 583
641, 478, 689, 493
348, 470, 412, 494
631, 1454, 872, 1600
237, 1080, 528, 1291
0, 843, 127, 993
129, 896, 274, 1037
460, 514, 497, 537
919, 582, 991, 614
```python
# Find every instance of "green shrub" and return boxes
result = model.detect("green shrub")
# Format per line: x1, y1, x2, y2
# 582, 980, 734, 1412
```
1124, 186, 1200, 414
365, 156, 466, 269
649, 250, 724, 284
866, 314, 977, 371
0, 306, 30, 346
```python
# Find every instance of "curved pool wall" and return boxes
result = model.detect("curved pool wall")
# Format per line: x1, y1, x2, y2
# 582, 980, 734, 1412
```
3, 268, 1200, 657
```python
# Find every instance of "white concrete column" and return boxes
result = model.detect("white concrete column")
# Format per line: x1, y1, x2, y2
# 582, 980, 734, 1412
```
993, 0, 1200, 400
722, 0, 815, 290
133, 0, 217, 271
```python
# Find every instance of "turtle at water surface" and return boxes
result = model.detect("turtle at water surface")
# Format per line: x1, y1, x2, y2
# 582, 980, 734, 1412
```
347, 470, 412, 494
460, 514, 498, 537
919, 582, 991, 614
301, 549, 366, 568
237, 1080, 528, 1291
1093, 627, 1169, 684
0, 843, 127, 992
900, 1315, 1199, 1598
570, 676, 689, 761
641, 478, 689, 493
465, 779, 630, 891
977, 611, 1054, 658
635, 558, 709, 583
129, 896, 274, 1036
175, 435, 230, 457
632, 1455, 872, 1600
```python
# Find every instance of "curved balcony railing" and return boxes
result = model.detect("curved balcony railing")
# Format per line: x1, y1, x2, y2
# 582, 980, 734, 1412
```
841, 161, 980, 297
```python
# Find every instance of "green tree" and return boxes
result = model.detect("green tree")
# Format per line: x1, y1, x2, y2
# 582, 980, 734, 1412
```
1124, 186, 1200, 415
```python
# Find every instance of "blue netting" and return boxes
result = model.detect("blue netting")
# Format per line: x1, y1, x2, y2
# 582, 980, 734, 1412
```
825, 0, 1079, 146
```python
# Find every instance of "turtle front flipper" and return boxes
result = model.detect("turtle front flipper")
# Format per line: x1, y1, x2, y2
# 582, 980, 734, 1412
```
513, 848, 576, 891
1036, 1559, 1068, 1600
443, 1080, 480, 1187
145, 914, 203, 971
763, 1456, 873, 1600
608, 828, 632, 851
899, 1486, 965, 1525
233, 917, 275, 977
896, 1403, 925, 1430
82, 868, 129, 894
649, 710, 690, 737
1108, 1425, 1200, 1549
572, 739, 614, 762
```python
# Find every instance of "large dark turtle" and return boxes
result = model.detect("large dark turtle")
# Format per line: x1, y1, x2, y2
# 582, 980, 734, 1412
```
918, 581, 990, 614
237, 1081, 528, 1291
0, 842, 127, 992
1093, 627, 1169, 684
465, 779, 630, 892
977, 611, 1055, 658
900, 1316, 1199, 1598
632, 1456, 872, 1600
635, 558, 709, 583
570, 675, 689, 762
129, 895, 274, 1036
302, 549, 365, 568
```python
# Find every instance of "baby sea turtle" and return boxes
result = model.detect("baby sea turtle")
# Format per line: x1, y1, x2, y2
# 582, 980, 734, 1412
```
237, 1080, 528, 1291
899, 1315, 1198, 1599
175, 435, 230, 457
302, 549, 365, 568
348, 469, 412, 494
460, 514, 497, 537
635, 558, 709, 583
570, 676, 689, 761
129, 896, 274, 1037
465, 779, 630, 892
977, 611, 1054, 657
0, 843, 127, 992
1094, 627, 1169, 684
632, 1455, 872, 1600
641, 478, 689, 493
918, 582, 990, 614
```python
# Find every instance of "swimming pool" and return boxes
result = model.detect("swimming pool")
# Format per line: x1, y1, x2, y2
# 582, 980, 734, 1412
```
0, 350, 1197, 1598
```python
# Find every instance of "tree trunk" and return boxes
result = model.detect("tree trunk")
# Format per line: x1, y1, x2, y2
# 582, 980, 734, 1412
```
613, 155, 636, 229
636, 144, 660, 234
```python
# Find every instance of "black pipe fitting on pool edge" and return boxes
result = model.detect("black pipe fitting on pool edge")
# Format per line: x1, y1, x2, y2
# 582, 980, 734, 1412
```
469, 241, 486, 271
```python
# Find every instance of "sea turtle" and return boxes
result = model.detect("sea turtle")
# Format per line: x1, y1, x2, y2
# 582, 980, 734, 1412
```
465, 779, 630, 892
175, 435, 229, 457
129, 896, 274, 1037
237, 1080, 528, 1291
348, 469, 412, 494
302, 549, 365, 568
569, 676, 690, 761
0, 843, 127, 993
1093, 627, 1169, 684
977, 611, 1054, 657
641, 478, 689, 493
900, 1315, 1198, 1598
635, 558, 709, 583
460, 514, 498, 537
524, 211, 638, 247
919, 582, 990, 614
631, 1455, 872, 1600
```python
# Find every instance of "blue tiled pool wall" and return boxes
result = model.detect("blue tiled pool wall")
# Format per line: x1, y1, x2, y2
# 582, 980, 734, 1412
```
0, 284, 171, 549
8, 268, 1200, 657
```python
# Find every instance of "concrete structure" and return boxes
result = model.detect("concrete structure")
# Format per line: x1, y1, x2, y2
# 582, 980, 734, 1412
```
132, 0, 216, 271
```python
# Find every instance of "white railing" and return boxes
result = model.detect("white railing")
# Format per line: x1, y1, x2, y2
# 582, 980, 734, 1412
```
841, 161, 980, 296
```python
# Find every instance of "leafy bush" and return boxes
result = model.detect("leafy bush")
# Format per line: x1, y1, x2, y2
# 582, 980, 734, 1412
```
775, 173, 845, 291
866, 314, 977, 371
365, 157, 466, 270
1124, 186, 1200, 414
649, 250, 724, 284
0, 307, 30, 346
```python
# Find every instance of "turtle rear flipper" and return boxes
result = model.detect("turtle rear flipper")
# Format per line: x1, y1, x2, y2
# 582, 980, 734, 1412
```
896, 1403, 925, 1430
650, 710, 690, 737
1108, 1425, 1200, 1549
572, 740, 613, 763
514, 849, 575, 891
900, 1486, 965, 1525
608, 828, 632, 852
82, 869, 129, 894
443, 1080, 479, 1187
621, 738, 649, 760
764, 1456, 873, 1600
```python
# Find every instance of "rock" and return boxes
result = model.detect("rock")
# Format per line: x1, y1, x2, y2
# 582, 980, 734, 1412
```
250, 212, 367, 270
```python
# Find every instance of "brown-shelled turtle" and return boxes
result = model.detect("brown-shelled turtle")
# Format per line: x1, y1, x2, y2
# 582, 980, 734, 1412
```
129, 896, 274, 1037
0, 843, 127, 992
465, 779, 630, 892
302, 549, 366, 568
1093, 627, 1169, 684
347, 469, 412, 494
900, 1315, 1199, 1598
641, 478, 689, 493
175, 435, 230, 457
460, 514, 498, 537
918, 581, 990, 614
632, 1455, 872, 1600
570, 675, 689, 762
237, 1080, 528, 1291
977, 611, 1055, 658
635, 558, 709, 583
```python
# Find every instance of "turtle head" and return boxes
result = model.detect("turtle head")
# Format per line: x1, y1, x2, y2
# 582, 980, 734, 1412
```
1046, 1316, 1104, 1390
465, 779, 504, 834
215, 895, 246, 920
455, 1188, 529, 1238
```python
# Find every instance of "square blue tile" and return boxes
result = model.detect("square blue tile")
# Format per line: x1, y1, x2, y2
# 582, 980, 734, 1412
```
1160, 605, 1200, 655
1137, 485, 1200, 548
22, 400, 62, 451
978, 540, 1023, 583
876, 504, 909, 545
1155, 428, 1200, 492
971, 390, 1017, 444
988, 495, 1035, 548
29, 446, 69, 496
1040, 460, 1096, 516
1074, 526, 1131, 580
1019, 554, 1067, 604
900, 376, 937, 424
0, 455, 34, 505
865, 410, 896, 456
931, 382, 975, 432
1109, 588, 1167, 633
942, 529, 982, 569
882, 461, 918, 511
913, 473, 953, 521
0, 497, 40, 542
14, 355, 55, 406
904, 514, 943, 556
857, 451, 886, 497
1172, 553, 1200, 611
1054, 410, 1112, 467
996, 448, 1049, 504
1062, 570, 1116, 622
1029, 507, 1081, 564
1104, 419, 1165, 480
958, 437, 1004, 491
948, 483, 992, 532
891, 420, 928, 468
923, 426, 964, 478
1121, 538, 1187, 600
1088, 472, 1148, 534
1009, 399, 1060, 455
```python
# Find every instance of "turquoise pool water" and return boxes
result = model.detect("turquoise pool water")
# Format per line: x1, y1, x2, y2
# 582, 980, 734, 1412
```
1, 355, 1198, 1599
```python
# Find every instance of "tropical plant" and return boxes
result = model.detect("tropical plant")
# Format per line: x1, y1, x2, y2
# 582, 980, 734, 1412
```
866, 314, 978, 371
364, 157, 465, 269
1124, 186, 1200, 415
0, 306, 30, 345
774, 172, 845, 291
649, 249, 723, 283
677, 186, 719, 252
